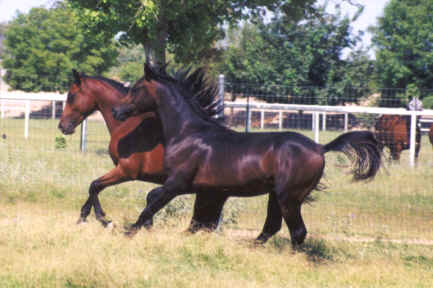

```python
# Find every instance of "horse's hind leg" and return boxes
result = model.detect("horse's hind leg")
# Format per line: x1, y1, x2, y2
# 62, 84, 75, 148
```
274, 183, 307, 246
256, 191, 282, 244
78, 166, 128, 227
188, 193, 228, 233
280, 199, 306, 247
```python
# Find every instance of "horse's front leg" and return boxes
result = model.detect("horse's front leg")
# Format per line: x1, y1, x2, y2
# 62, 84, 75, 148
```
188, 192, 228, 233
78, 166, 128, 227
256, 191, 282, 244
126, 176, 189, 237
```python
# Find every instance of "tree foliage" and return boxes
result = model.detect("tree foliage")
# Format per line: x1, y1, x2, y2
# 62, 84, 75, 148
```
67, 0, 317, 65
2, 3, 118, 92
108, 45, 147, 84
372, 0, 433, 91
0, 23, 8, 56
217, 4, 372, 105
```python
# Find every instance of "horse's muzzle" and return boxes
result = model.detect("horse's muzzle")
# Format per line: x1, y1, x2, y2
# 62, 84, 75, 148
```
58, 121, 74, 135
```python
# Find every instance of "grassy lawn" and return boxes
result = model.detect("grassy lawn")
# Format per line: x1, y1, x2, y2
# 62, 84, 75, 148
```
0, 119, 432, 287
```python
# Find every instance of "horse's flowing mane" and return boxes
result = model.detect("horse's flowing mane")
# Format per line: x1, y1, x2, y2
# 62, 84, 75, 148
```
136, 64, 224, 126
87, 75, 130, 95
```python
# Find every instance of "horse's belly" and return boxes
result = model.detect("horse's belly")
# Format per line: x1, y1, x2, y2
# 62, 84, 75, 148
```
193, 164, 271, 189
192, 179, 272, 197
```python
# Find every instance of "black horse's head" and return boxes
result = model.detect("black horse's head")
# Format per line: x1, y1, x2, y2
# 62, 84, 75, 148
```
113, 63, 222, 123
112, 64, 159, 121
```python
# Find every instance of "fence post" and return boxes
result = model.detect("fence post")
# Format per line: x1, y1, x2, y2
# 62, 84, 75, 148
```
409, 111, 417, 167
322, 112, 326, 131
245, 94, 251, 133
52, 101, 56, 119
218, 74, 224, 120
344, 113, 348, 132
24, 100, 30, 139
279, 111, 282, 130
314, 111, 320, 143
260, 110, 264, 129
80, 119, 88, 152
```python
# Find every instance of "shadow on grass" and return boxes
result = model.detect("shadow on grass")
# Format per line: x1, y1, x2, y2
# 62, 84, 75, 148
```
296, 238, 335, 263
268, 236, 338, 263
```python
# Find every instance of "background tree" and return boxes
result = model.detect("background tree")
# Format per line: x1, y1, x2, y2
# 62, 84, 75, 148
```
2, 3, 118, 92
372, 0, 433, 106
108, 45, 146, 84
0, 23, 8, 57
217, 4, 371, 105
68, 0, 318, 65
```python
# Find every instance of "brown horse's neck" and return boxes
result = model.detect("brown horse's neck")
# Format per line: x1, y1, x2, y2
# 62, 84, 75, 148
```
88, 81, 127, 135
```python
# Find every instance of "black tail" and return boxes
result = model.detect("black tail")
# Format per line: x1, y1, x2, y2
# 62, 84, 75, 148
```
322, 131, 382, 181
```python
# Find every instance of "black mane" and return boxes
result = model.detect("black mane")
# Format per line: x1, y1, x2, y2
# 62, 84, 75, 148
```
87, 75, 129, 95
137, 64, 224, 125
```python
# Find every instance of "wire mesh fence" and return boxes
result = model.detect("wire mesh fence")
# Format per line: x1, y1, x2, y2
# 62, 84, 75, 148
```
223, 81, 433, 165
0, 98, 110, 153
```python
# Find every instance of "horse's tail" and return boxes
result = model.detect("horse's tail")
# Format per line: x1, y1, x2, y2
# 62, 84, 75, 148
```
322, 131, 382, 181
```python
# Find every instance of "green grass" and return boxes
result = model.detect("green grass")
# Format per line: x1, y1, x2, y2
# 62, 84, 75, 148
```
0, 119, 432, 287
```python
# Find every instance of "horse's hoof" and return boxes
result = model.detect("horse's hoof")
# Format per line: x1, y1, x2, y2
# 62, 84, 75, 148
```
76, 218, 87, 225
106, 221, 115, 230
143, 219, 153, 231
253, 238, 266, 247
99, 218, 113, 228
124, 227, 139, 238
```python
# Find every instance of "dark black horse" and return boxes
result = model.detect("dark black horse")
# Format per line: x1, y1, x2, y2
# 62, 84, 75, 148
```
112, 64, 382, 246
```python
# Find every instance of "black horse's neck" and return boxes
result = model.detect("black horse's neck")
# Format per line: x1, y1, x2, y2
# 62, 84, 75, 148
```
157, 84, 211, 142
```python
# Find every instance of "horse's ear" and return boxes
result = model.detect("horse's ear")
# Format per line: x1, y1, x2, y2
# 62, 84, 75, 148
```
72, 69, 81, 86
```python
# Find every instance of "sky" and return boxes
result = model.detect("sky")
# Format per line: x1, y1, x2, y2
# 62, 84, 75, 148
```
0, 0, 389, 53
0, 0, 53, 22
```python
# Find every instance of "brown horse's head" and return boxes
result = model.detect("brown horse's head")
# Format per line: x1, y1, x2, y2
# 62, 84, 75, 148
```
374, 114, 421, 161
58, 70, 130, 134
58, 70, 98, 134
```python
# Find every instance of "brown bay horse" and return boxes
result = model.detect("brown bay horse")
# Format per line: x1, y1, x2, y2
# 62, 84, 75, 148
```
112, 64, 382, 247
58, 70, 226, 231
374, 115, 421, 161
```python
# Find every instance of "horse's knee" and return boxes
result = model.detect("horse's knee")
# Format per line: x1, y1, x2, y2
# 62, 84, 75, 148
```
146, 187, 162, 204
89, 180, 102, 195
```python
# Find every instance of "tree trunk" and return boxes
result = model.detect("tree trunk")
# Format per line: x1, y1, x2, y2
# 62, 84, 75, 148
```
142, 0, 168, 66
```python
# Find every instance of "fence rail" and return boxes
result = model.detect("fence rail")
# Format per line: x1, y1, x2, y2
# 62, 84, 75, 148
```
2, 84, 433, 165
224, 102, 433, 166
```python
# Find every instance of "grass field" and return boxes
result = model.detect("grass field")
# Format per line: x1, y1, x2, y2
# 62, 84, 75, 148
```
0, 119, 432, 287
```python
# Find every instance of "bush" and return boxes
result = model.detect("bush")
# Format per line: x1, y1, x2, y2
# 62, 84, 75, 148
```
55, 135, 67, 149
422, 95, 433, 109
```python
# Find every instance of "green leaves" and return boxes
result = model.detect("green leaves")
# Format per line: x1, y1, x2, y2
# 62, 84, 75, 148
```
372, 0, 433, 91
68, 0, 320, 65
2, 3, 118, 92
218, 3, 371, 105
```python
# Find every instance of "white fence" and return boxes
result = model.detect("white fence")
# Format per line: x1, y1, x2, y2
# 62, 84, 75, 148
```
0, 92, 66, 139
224, 101, 433, 166
2, 88, 433, 166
